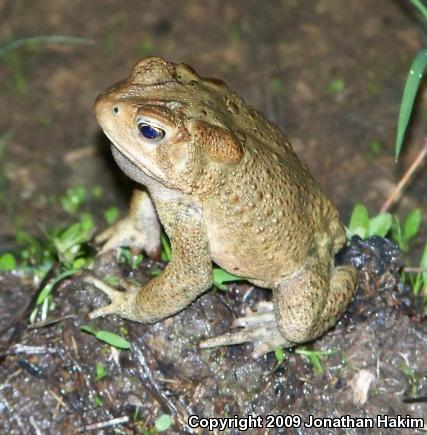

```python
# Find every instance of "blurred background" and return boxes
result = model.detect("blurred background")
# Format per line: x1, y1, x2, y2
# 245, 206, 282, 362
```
0, 0, 425, 239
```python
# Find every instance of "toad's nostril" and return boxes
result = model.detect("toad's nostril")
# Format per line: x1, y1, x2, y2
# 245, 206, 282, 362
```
113, 106, 119, 114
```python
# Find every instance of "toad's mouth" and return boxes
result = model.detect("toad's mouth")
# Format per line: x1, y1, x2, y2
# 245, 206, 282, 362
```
103, 130, 165, 186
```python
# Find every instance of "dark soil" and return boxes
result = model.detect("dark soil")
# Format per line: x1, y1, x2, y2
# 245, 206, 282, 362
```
1, 237, 426, 434
1, 0, 427, 433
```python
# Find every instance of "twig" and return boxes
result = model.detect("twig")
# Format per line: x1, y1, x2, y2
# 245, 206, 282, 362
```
29, 416, 43, 435
380, 139, 427, 212
79, 416, 129, 432
402, 396, 427, 404
404, 267, 427, 273
132, 344, 196, 434
3, 344, 57, 356
132, 344, 179, 417
47, 389, 68, 410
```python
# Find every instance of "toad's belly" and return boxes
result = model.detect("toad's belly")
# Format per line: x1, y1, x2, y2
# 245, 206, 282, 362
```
205, 219, 305, 286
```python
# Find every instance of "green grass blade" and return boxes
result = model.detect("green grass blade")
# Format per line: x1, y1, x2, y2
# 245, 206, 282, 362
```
0, 35, 94, 57
411, 0, 427, 21
0, 130, 13, 158
160, 233, 171, 261
395, 49, 427, 160
420, 240, 427, 290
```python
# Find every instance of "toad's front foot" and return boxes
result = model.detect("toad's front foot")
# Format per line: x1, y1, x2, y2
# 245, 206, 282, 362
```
200, 301, 293, 358
85, 276, 140, 320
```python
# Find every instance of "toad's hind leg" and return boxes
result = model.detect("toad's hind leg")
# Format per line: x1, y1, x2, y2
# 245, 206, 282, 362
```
273, 263, 357, 344
200, 262, 357, 358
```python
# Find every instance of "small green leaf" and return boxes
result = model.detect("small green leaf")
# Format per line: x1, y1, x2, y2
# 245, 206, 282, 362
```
81, 325, 131, 350
308, 353, 323, 374
119, 248, 143, 269
327, 78, 345, 95
213, 268, 242, 283
155, 414, 173, 432
296, 347, 337, 375
80, 213, 95, 231
213, 267, 245, 290
348, 203, 370, 238
120, 247, 132, 264
395, 49, 427, 160
160, 233, 171, 262
95, 362, 107, 381
103, 206, 119, 225
60, 186, 87, 214
137, 39, 153, 58
0, 253, 17, 271
150, 268, 161, 277
414, 240, 427, 295
269, 78, 283, 94
368, 213, 392, 237
95, 330, 131, 349
368, 139, 382, 155
52, 215, 94, 267
131, 254, 143, 269
93, 395, 103, 407
346, 226, 365, 239
91, 186, 103, 199
403, 209, 422, 242
274, 348, 285, 365
72, 257, 87, 270
104, 275, 120, 286
81, 325, 97, 335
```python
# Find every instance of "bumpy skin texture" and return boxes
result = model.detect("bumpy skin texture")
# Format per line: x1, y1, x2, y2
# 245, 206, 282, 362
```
87, 57, 357, 357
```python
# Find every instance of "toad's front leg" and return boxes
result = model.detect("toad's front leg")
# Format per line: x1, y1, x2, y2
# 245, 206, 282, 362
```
85, 201, 213, 323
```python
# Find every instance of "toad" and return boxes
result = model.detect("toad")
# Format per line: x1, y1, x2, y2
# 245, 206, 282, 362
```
85, 57, 357, 357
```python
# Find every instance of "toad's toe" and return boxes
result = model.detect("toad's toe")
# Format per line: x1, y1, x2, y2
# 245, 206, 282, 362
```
84, 275, 136, 319
200, 301, 293, 358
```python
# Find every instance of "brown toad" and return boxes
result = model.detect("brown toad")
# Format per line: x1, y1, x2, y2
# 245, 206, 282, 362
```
85, 57, 357, 357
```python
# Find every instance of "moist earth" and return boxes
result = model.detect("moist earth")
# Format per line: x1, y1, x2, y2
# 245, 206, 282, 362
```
0, 236, 426, 434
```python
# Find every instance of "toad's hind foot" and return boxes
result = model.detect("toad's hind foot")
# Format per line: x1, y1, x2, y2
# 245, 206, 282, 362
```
84, 276, 139, 320
200, 301, 293, 358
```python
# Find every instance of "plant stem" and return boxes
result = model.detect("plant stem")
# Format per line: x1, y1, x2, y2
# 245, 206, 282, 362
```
380, 139, 427, 213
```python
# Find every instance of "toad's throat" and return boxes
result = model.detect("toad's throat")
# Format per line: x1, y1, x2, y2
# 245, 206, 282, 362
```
103, 131, 165, 186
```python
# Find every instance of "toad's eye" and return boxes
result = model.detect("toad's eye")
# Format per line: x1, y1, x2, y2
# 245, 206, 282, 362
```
137, 123, 165, 141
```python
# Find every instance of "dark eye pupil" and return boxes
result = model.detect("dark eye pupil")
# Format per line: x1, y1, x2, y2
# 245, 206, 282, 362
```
138, 124, 162, 140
